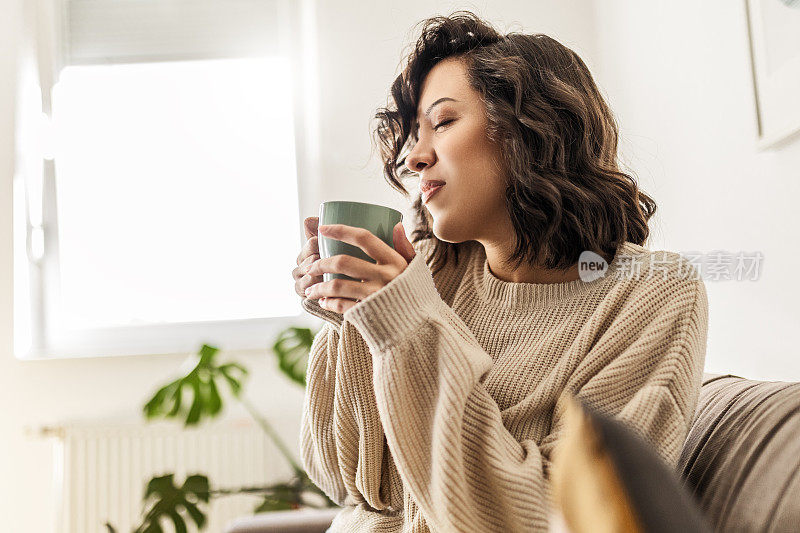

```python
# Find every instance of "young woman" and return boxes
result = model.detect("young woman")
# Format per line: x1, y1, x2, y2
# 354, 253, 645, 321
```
292, 11, 708, 533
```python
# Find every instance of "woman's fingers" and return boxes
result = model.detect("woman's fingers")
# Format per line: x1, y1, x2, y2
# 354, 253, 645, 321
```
296, 216, 320, 265
307, 254, 389, 283
296, 236, 319, 266
303, 216, 319, 239
293, 253, 322, 298
297, 272, 320, 290
300, 254, 320, 279
294, 216, 322, 299
292, 254, 316, 279
306, 278, 379, 302
303, 253, 319, 269
317, 224, 403, 267
295, 271, 323, 298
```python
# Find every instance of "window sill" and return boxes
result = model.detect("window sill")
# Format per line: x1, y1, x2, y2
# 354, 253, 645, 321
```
16, 312, 322, 360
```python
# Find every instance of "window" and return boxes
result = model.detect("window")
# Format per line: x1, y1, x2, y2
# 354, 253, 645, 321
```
14, 0, 317, 359
53, 57, 300, 330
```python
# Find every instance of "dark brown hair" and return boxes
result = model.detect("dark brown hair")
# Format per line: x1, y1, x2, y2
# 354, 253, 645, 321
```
371, 11, 656, 277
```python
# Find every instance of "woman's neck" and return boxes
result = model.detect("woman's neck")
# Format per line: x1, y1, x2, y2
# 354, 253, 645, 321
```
483, 244, 582, 284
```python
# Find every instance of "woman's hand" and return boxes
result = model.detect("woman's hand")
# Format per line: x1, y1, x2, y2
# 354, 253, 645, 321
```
292, 216, 323, 300
304, 221, 417, 314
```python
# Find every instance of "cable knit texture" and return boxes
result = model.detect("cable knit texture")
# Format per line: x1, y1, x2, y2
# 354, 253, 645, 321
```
299, 237, 709, 533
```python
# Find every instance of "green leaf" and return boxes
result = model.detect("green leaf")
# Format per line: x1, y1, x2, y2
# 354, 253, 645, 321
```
206, 377, 223, 416
142, 382, 178, 419
167, 510, 187, 533
182, 501, 206, 529
272, 326, 317, 387
182, 475, 211, 504
144, 474, 173, 500
185, 377, 203, 426
142, 344, 252, 427
166, 384, 183, 417
142, 522, 162, 533
218, 366, 242, 397
132, 473, 209, 533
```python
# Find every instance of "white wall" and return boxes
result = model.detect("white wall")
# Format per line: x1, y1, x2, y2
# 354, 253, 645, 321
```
0, 1, 597, 531
588, 0, 800, 381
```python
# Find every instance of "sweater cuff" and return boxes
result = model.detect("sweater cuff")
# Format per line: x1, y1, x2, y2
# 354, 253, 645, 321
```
343, 251, 443, 353
301, 297, 344, 329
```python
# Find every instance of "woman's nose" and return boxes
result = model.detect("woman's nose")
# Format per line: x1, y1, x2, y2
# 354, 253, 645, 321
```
407, 156, 426, 172
406, 145, 434, 173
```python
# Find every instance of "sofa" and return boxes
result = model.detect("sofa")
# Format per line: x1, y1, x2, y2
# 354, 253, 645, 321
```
224, 373, 800, 532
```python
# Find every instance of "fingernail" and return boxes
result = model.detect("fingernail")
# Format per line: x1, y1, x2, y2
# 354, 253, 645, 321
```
305, 287, 312, 295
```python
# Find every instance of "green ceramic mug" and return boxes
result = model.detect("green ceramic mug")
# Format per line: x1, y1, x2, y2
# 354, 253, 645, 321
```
317, 201, 404, 283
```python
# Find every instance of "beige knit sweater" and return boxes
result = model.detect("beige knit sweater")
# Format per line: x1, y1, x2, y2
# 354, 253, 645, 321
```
299, 237, 708, 533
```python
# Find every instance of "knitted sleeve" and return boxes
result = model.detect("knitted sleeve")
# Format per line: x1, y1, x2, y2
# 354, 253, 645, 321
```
298, 237, 438, 513
543, 275, 709, 471
299, 316, 399, 512
342, 251, 708, 532
299, 322, 347, 506
302, 295, 344, 329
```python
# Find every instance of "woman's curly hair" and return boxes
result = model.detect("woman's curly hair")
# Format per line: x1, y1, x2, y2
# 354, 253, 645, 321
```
370, 10, 657, 277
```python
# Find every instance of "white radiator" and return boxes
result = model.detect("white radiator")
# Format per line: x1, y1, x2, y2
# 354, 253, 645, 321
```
43, 417, 294, 533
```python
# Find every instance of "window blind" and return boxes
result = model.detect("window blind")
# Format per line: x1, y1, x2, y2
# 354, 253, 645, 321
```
62, 0, 285, 66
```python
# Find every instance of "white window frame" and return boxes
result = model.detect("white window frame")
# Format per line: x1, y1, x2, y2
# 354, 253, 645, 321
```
15, 0, 325, 359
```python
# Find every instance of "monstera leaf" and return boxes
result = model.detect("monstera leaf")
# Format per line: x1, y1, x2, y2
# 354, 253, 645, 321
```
142, 344, 247, 427
271, 326, 315, 387
105, 473, 209, 533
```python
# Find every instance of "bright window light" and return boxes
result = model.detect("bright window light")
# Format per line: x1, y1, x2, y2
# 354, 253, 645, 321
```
50, 57, 301, 331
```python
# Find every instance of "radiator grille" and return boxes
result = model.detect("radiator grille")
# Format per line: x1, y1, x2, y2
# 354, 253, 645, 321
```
46, 417, 292, 533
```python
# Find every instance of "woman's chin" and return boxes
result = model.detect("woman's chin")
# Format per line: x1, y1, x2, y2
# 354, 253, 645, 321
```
430, 218, 466, 244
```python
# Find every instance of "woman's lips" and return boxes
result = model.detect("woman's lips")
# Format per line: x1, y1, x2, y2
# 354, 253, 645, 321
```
422, 184, 445, 203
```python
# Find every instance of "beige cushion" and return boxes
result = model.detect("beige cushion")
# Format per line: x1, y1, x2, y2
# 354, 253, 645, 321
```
678, 374, 800, 531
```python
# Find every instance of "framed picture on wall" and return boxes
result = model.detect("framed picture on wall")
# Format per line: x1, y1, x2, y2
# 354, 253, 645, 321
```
745, 0, 800, 149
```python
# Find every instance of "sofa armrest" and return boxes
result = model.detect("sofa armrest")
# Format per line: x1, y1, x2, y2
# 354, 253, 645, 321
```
224, 507, 341, 533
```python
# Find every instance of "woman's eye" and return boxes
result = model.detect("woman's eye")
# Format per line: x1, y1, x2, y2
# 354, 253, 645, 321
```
433, 119, 454, 130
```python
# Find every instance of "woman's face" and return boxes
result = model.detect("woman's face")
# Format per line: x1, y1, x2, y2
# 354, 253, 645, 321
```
406, 57, 509, 245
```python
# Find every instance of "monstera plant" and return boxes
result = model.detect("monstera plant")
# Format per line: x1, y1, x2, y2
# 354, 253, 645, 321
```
105, 325, 338, 533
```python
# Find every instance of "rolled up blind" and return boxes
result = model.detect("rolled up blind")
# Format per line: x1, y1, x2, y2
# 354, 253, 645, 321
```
63, 0, 285, 66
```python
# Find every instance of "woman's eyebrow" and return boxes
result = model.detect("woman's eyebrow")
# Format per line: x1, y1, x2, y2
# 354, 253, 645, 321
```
417, 97, 458, 121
